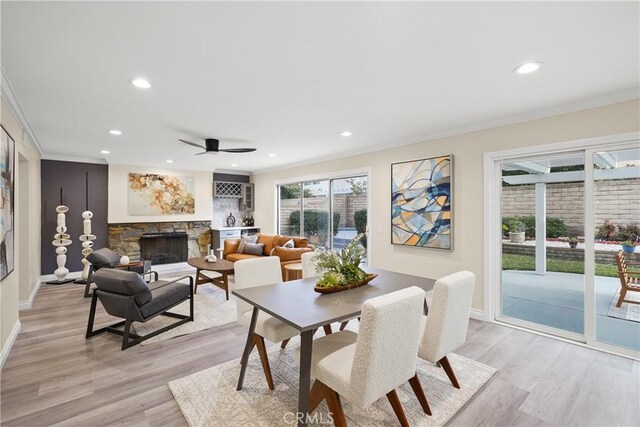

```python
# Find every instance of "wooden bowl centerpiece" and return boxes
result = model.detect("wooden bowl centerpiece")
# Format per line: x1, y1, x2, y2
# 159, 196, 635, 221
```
314, 234, 374, 293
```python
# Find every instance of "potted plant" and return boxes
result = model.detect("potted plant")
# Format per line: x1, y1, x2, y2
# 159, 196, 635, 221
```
313, 234, 376, 293
568, 237, 579, 249
621, 240, 637, 254
508, 218, 526, 244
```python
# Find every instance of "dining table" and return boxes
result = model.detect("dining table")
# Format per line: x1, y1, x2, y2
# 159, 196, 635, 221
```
233, 267, 436, 426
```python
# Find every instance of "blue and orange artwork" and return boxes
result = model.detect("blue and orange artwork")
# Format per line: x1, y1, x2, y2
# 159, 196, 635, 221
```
391, 156, 452, 249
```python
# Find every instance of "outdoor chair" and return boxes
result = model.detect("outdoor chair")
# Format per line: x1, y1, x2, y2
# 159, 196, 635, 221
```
84, 247, 158, 297
86, 268, 193, 350
615, 250, 640, 307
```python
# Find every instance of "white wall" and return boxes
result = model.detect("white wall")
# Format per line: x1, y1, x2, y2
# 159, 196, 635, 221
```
252, 99, 640, 312
107, 164, 213, 223
1, 98, 41, 366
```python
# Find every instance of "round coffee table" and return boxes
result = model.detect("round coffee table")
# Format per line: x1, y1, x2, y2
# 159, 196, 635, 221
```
187, 257, 235, 299
284, 262, 303, 281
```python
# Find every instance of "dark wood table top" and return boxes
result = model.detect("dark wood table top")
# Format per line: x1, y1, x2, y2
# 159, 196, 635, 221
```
233, 267, 435, 331
114, 261, 144, 269
187, 257, 235, 273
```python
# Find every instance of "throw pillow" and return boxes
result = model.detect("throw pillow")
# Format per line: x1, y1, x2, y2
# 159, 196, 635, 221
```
242, 235, 258, 244
237, 240, 247, 254
282, 239, 295, 248
241, 242, 265, 256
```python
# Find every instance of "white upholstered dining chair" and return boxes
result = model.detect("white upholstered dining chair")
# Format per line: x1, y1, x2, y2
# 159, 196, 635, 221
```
296, 286, 427, 426
234, 256, 299, 390
301, 251, 319, 279
418, 271, 475, 391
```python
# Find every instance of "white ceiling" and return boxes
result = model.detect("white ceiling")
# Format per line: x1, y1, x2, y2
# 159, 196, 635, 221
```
2, 2, 639, 173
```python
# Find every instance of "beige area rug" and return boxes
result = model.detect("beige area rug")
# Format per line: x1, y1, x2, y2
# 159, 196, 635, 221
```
133, 274, 237, 345
168, 335, 497, 426
608, 288, 640, 322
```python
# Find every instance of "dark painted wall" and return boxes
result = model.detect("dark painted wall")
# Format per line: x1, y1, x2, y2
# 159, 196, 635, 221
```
41, 160, 108, 274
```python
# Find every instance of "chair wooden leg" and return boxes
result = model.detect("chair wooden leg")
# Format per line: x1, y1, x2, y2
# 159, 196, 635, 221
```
616, 288, 627, 308
280, 338, 290, 349
325, 386, 347, 427
439, 355, 460, 389
309, 380, 327, 413
253, 334, 275, 390
408, 374, 432, 415
386, 389, 409, 427
323, 324, 333, 335
339, 321, 349, 331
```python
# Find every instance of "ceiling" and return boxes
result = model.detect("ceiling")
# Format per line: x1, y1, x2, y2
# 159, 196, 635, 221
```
2, 2, 639, 173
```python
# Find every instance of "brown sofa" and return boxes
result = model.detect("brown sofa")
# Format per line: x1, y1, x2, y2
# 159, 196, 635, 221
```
223, 233, 313, 279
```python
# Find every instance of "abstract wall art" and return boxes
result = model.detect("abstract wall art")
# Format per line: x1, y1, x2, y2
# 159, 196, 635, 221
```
0, 126, 15, 280
128, 173, 195, 215
391, 155, 452, 250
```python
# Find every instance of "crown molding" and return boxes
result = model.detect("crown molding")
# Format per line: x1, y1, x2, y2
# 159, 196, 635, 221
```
253, 88, 640, 175
41, 153, 108, 165
1, 68, 45, 157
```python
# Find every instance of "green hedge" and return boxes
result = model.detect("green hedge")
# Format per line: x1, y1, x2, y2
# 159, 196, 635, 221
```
290, 210, 340, 237
502, 215, 567, 238
354, 209, 367, 248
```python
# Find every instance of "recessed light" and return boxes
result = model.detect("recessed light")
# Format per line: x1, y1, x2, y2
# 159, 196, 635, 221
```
100, 150, 110, 154
131, 78, 151, 89
268, 153, 276, 157
231, 163, 238, 167
108, 130, 122, 136
166, 160, 174, 164
341, 131, 352, 137
514, 62, 542, 75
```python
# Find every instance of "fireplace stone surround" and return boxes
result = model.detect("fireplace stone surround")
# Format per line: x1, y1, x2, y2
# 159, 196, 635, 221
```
108, 221, 211, 261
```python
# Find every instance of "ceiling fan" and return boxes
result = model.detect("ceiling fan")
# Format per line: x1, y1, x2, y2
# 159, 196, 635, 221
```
179, 138, 256, 155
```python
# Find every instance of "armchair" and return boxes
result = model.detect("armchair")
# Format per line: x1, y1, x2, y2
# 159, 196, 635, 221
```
86, 268, 194, 350
84, 248, 158, 298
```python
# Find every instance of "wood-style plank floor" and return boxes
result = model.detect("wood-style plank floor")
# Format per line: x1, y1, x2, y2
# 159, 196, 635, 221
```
1, 282, 639, 426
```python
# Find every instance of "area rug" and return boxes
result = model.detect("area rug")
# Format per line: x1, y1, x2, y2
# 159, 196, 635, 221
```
608, 288, 640, 322
168, 341, 497, 427
133, 280, 237, 345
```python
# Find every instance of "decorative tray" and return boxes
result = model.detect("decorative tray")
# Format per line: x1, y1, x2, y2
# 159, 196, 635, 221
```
314, 273, 377, 294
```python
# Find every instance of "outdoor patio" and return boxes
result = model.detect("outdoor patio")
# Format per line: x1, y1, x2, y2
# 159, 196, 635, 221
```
502, 270, 640, 351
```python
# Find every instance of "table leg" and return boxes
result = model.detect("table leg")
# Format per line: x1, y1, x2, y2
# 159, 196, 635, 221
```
237, 306, 259, 391
194, 268, 201, 294
223, 273, 229, 300
423, 299, 429, 316
297, 329, 313, 426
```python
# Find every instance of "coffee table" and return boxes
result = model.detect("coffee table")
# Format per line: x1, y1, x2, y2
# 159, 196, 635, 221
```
187, 257, 235, 299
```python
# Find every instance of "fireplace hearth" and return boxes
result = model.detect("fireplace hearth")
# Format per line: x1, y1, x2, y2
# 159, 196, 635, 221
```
140, 232, 188, 265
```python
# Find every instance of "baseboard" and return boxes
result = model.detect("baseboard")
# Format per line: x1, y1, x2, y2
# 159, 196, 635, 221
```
469, 308, 485, 321
18, 279, 41, 310
0, 320, 21, 369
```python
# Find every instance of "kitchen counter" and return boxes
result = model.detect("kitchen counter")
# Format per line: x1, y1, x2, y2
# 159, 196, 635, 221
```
210, 226, 260, 231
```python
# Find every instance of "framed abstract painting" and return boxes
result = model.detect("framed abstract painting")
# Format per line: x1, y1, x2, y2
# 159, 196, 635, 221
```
391, 155, 452, 250
128, 173, 196, 215
0, 126, 15, 280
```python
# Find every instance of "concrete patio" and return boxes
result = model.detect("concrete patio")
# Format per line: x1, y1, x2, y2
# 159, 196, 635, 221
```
502, 270, 640, 351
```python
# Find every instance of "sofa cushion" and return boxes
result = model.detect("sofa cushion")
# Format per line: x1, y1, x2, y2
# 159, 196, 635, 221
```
139, 281, 191, 319
92, 268, 152, 306
292, 237, 309, 248
223, 239, 241, 258
226, 253, 262, 262
271, 246, 313, 262
241, 242, 265, 256
257, 234, 280, 256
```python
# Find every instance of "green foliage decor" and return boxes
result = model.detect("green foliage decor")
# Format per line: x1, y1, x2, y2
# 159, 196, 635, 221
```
290, 210, 340, 237
502, 215, 567, 238
354, 209, 368, 248
315, 234, 367, 288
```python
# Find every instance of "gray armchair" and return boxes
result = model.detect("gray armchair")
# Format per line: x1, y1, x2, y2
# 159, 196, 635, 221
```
84, 248, 158, 298
86, 268, 194, 350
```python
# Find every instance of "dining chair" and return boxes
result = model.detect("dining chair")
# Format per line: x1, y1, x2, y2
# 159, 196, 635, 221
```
417, 271, 475, 394
295, 286, 426, 427
234, 256, 299, 390
301, 251, 319, 279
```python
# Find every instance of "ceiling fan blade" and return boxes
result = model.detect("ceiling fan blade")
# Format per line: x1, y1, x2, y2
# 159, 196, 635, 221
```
195, 151, 210, 155
179, 139, 205, 149
219, 148, 257, 153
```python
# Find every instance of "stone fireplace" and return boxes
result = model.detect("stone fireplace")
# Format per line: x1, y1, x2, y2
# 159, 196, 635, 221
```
108, 221, 211, 261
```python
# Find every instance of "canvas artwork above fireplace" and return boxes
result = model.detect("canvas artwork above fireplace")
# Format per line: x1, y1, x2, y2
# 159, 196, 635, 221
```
128, 173, 195, 215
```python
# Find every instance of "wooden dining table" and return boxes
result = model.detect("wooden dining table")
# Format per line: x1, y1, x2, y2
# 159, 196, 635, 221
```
233, 267, 436, 426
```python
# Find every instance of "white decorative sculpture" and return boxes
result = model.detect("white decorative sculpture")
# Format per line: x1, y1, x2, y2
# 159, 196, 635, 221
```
120, 255, 130, 266
47, 200, 74, 284
79, 210, 97, 280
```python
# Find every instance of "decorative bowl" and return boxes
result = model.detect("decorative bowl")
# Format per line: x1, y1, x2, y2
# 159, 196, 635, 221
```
314, 273, 377, 294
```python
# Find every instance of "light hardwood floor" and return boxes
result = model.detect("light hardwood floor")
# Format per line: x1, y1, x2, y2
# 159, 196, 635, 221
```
1, 282, 639, 426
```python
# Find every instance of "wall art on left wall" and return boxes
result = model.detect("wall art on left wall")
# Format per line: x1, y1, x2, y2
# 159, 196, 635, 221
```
0, 126, 15, 280
128, 173, 195, 215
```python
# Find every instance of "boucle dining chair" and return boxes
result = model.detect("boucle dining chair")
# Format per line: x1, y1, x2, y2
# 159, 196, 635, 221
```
301, 251, 319, 279
418, 271, 475, 393
234, 256, 299, 390
295, 286, 427, 427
